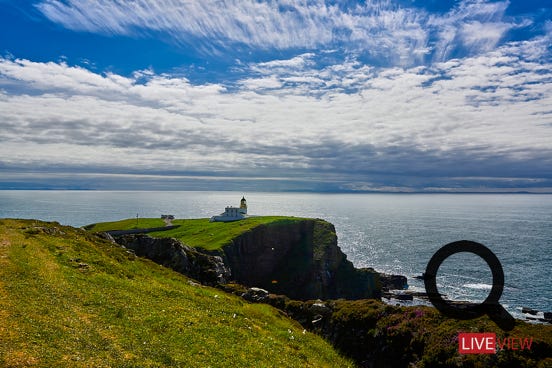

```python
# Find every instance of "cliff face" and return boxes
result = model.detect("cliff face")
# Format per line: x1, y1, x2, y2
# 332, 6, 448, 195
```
112, 218, 380, 300
218, 219, 380, 300
116, 234, 230, 286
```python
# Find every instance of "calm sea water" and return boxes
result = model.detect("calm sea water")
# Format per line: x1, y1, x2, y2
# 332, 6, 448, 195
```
1, 191, 550, 318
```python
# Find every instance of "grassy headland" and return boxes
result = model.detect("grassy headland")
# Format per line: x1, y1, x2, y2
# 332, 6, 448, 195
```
2, 218, 551, 367
85, 216, 307, 250
0, 219, 352, 367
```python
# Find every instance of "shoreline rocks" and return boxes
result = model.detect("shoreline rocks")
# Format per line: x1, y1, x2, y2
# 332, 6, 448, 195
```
380, 273, 408, 291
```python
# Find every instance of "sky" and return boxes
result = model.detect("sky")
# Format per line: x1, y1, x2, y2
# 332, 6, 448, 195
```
0, 0, 551, 192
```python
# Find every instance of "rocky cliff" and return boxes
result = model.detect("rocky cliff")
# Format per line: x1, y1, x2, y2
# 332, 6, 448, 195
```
112, 218, 381, 300
218, 219, 380, 300
116, 234, 230, 286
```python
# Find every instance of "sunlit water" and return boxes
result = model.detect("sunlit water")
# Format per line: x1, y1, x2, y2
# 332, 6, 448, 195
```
1, 191, 550, 318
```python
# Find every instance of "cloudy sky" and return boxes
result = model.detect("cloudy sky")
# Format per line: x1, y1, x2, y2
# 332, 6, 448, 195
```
0, 0, 551, 192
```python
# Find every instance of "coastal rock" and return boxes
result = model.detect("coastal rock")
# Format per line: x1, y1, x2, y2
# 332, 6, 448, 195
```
310, 301, 332, 316
115, 234, 230, 285
218, 219, 380, 300
522, 307, 538, 315
395, 293, 413, 301
242, 287, 270, 303
380, 273, 408, 291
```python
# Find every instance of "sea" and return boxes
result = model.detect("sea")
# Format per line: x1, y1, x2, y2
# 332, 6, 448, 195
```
1, 190, 550, 319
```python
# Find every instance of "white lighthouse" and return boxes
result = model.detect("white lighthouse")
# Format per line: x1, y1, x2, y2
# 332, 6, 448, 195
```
210, 196, 248, 222
239, 196, 247, 214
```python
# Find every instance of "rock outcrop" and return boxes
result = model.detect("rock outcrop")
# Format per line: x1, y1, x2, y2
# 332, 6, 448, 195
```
241, 287, 270, 303
116, 234, 230, 285
380, 273, 408, 290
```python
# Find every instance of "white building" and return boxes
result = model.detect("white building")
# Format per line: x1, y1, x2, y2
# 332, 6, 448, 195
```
210, 197, 248, 222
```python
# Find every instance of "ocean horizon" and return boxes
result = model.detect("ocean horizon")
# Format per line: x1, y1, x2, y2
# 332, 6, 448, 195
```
1, 190, 550, 319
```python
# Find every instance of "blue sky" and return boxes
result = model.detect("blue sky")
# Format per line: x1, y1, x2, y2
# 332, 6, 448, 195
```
0, 0, 551, 192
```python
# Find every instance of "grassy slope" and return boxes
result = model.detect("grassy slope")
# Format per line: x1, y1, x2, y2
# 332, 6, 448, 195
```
0, 219, 353, 368
85, 216, 308, 251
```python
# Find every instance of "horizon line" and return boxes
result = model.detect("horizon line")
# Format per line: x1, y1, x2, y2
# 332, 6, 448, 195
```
1, 189, 551, 194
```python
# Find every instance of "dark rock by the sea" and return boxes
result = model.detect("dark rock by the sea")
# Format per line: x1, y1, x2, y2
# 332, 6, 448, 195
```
379, 273, 408, 291
522, 306, 539, 315
395, 293, 414, 301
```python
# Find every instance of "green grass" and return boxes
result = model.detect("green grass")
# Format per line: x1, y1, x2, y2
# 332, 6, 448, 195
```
82, 218, 165, 232
85, 216, 308, 250
0, 219, 353, 367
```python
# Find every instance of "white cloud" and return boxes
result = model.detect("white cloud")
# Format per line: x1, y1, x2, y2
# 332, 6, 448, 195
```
37, 0, 335, 48
427, 0, 515, 61
460, 21, 511, 52
251, 53, 316, 74
34, 0, 526, 67
0, 58, 131, 94
1, 35, 551, 189
240, 76, 283, 90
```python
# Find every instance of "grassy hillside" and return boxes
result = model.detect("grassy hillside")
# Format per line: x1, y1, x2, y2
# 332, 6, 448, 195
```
85, 216, 308, 250
0, 219, 353, 367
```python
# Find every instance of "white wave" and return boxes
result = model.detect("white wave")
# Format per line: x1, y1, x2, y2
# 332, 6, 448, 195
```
463, 283, 493, 290
406, 285, 426, 293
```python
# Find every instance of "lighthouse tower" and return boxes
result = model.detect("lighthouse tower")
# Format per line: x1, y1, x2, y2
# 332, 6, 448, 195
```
239, 196, 247, 214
